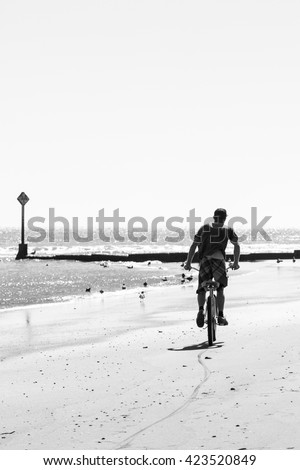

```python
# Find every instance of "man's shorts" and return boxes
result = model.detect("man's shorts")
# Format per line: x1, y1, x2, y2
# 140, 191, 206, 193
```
196, 257, 228, 293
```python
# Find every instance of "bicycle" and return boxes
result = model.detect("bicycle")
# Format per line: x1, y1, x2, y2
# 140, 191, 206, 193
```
191, 263, 234, 346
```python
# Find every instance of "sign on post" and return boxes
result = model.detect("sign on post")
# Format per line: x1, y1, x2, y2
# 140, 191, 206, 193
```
16, 192, 30, 259
17, 192, 30, 206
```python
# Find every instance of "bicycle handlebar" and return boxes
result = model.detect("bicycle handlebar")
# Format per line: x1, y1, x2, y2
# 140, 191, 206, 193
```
190, 264, 235, 272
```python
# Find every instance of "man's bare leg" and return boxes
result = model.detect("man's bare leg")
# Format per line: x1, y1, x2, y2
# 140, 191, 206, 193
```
217, 287, 225, 312
217, 287, 228, 325
197, 290, 206, 310
196, 290, 206, 327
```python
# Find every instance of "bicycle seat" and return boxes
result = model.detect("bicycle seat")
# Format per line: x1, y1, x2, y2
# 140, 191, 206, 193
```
201, 280, 220, 289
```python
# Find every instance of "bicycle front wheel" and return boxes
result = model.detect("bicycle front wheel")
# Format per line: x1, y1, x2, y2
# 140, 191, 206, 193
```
207, 295, 217, 346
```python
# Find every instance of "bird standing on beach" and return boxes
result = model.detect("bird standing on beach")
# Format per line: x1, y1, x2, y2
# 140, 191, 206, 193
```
143, 281, 148, 287
122, 283, 126, 290
99, 289, 104, 294
86, 287, 91, 292
100, 261, 109, 268
139, 291, 145, 300
277, 258, 283, 264
293, 257, 296, 263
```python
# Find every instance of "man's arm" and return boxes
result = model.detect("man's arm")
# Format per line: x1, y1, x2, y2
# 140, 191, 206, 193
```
184, 242, 199, 270
185, 226, 204, 270
231, 241, 240, 270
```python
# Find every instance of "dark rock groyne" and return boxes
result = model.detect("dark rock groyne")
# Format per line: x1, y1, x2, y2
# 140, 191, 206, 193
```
26, 251, 300, 263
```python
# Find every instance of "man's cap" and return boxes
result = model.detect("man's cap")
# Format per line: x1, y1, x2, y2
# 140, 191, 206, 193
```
214, 208, 227, 219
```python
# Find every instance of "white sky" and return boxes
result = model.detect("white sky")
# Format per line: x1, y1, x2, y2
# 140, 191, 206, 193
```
1, 0, 300, 229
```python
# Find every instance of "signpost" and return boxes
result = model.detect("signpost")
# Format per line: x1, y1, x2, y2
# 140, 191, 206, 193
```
16, 192, 30, 260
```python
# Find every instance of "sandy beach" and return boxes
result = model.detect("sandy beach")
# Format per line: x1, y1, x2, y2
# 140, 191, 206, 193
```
0, 261, 300, 450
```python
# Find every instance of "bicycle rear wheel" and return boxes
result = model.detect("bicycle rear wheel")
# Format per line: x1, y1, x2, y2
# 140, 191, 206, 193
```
207, 295, 217, 346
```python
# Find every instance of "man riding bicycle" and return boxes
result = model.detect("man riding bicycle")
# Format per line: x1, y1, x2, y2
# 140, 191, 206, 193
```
185, 208, 240, 327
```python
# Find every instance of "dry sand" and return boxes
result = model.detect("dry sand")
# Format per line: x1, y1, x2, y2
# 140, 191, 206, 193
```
0, 261, 299, 450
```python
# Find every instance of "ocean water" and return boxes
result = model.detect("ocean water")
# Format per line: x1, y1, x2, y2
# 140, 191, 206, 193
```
1, 227, 300, 310
0, 258, 184, 310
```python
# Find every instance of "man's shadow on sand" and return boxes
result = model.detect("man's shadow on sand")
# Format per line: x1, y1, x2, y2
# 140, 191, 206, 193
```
168, 341, 224, 351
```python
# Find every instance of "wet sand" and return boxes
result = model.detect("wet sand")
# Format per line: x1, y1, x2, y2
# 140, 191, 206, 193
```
0, 261, 300, 450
